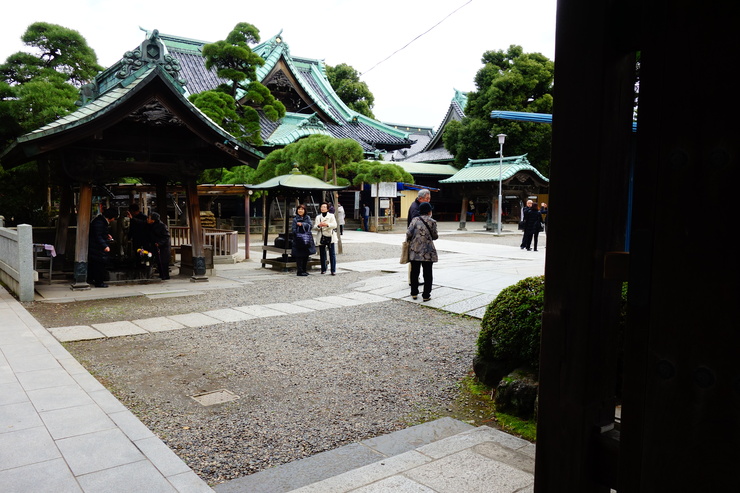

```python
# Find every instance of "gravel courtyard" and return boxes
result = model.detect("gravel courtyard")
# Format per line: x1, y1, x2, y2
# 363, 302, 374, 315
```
24, 236, 501, 486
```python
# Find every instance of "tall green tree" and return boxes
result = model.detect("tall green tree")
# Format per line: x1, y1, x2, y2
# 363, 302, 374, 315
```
0, 23, 102, 225
443, 45, 554, 175
252, 135, 365, 187
190, 22, 286, 147
326, 63, 375, 119
0, 22, 102, 144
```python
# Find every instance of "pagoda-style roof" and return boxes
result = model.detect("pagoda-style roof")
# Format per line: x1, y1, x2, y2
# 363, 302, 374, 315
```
391, 89, 467, 164
440, 154, 549, 186
150, 30, 415, 155
1, 30, 264, 179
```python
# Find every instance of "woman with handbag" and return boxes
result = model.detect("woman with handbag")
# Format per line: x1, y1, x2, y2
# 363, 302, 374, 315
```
291, 204, 315, 276
407, 202, 438, 301
313, 202, 338, 275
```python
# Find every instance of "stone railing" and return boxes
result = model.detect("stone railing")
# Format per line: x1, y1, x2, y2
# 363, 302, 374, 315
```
0, 224, 35, 301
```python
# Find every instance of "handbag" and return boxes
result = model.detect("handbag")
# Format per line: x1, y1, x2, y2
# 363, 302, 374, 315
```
400, 240, 409, 264
294, 225, 314, 252
320, 229, 332, 245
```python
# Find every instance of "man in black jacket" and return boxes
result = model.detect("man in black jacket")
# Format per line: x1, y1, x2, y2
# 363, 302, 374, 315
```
407, 189, 431, 226
88, 208, 117, 287
126, 203, 148, 252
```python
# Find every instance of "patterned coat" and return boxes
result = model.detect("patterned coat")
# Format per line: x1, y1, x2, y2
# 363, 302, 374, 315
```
406, 215, 438, 262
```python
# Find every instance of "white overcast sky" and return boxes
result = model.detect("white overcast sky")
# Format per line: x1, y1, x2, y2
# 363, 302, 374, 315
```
2, 0, 556, 130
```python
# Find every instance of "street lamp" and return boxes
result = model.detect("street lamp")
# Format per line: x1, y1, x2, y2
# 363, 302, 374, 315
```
496, 134, 507, 235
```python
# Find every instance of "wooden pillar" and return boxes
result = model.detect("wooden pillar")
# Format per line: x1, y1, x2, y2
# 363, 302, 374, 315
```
457, 194, 468, 231
71, 183, 93, 289
262, 195, 268, 265
535, 0, 635, 490
155, 179, 168, 220
185, 178, 207, 281
55, 183, 73, 257
243, 192, 251, 260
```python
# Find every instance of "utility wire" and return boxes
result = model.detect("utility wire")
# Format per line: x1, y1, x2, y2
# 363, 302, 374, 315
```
360, 0, 473, 76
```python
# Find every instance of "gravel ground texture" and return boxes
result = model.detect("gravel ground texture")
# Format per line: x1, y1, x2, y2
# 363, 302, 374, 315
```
23, 233, 511, 486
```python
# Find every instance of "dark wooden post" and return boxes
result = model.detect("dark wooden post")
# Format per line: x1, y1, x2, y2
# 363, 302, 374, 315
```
458, 194, 468, 231
244, 192, 251, 260
535, 0, 634, 490
71, 183, 93, 289
155, 179, 168, 220
185, 178, 207, 281
55, 182, 73, 257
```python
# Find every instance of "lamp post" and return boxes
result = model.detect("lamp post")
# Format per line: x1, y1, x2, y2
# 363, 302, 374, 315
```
496, 134, 507, 235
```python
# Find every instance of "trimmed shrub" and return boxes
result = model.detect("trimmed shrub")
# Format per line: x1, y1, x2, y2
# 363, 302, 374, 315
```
477, 276, 545, 372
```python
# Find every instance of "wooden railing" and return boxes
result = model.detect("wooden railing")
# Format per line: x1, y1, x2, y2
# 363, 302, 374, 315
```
169, 227, 239, 257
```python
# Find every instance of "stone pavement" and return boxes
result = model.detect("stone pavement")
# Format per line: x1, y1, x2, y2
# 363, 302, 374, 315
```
0, 222, 544, 492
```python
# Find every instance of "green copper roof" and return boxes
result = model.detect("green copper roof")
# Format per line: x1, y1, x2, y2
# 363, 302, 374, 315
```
386, 161, 459, 176
246, 165, 347, 193
265, 113, 332, 145
439, 155, 548, 184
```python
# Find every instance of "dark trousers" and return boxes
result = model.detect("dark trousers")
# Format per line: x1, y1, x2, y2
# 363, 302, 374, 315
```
296, 256, 308, 274
410, 261, 433, 298
155, 244, 171, 279
363, 216, 369, 231
521, 231, 540, 250
88, 255, 108, 286
319, 243, 336, 273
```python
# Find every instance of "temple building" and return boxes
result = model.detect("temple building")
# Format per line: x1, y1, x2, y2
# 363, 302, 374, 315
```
153, 29, 415, 157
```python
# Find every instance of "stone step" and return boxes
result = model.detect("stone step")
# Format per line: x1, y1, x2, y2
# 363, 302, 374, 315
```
213, 417, 477, 493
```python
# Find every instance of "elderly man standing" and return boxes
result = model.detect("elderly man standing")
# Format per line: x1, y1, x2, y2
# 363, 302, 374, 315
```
407, 189, 431, 226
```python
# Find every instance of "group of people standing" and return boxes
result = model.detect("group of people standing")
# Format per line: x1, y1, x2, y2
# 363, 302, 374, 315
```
291, 201, 343, 276
87, 204, 171, 287
520, 200, 547, 251
126, 204, 171, 280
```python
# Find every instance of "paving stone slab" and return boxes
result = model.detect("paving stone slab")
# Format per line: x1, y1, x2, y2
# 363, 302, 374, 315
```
340, 292, 389, 304
26, 384, 95, 412
465, 306, 487, 319
291, 450, 433, 493
234, 305, 287, 317
405, 448, 533, 493
55, 428, 146, 476
439, 293, 496, 314
75, 459, 177, 493
215, 442, 385, 493
293, 299, 342, 310
362, 417, 475, 457
0, 401, 44, 432
263, 302, 315, 314
0, 458, 82, 493
203, 308, 256, 322
167, 312, 222, 328
0, 426, 61, 470
314, 295, 366, 307
91, 321, 148, 338
132, 316, 186, 333
39, 403, 116, 440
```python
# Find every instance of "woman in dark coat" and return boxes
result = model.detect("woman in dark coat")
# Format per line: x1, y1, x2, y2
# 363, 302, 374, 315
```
147, 212, 171, 280
291, 204, 314, 276
520, 201, 543, 251
407, 202, 438, 301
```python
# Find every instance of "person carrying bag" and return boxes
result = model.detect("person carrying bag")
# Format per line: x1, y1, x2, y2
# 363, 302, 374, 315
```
313, 202, 338, 275
406, 202, 438, 301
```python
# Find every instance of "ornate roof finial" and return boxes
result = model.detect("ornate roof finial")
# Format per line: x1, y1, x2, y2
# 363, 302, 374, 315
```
117, 29, 187, 86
